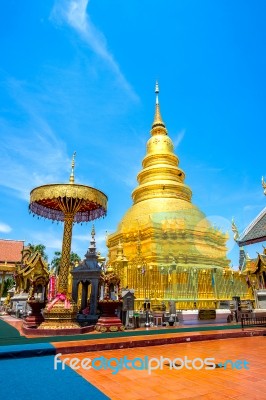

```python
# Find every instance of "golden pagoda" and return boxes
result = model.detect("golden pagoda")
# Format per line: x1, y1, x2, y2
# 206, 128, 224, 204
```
107, 83, 251, 309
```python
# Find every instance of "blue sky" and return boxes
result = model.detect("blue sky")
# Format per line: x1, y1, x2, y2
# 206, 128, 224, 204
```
0, 0, 265, 267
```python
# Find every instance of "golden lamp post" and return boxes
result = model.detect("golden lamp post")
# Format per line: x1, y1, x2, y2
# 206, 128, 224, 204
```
29, 153, 107, 329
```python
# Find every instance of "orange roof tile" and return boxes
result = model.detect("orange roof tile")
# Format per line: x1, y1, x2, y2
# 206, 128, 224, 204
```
0, 239, 24, 262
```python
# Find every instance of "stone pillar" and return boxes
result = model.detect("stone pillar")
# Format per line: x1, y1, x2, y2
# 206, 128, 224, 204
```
90, 279, 98, 315
72, 278, 78, 303
81, 282, 88, 310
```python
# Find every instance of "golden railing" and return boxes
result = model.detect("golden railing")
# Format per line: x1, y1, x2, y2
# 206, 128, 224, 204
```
115, 262, 253, 310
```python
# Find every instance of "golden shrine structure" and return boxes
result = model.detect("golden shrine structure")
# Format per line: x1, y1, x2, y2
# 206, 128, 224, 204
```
95, 264, 124, 332
107, 83, 251, 310
1, 246, 49, 318
14, 248, 50, 296
233, 178, 266, 309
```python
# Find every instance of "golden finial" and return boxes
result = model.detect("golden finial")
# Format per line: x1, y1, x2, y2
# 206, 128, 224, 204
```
115, 240, 125, 261
231, 218, 239, 241
97, 251, 106, 264
152, 80, 166, 131
262, 176, 266, 195
106, 264, 114, 273
69, 152, 76, 184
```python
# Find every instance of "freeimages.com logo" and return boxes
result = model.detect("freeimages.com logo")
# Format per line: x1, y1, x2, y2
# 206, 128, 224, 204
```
54, 354, 249, 375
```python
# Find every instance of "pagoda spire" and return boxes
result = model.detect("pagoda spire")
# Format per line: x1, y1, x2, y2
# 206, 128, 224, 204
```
151, 81, 167, 135
131, 82, 192, 205
69, 152, 76, 184
89, 225, 96, 254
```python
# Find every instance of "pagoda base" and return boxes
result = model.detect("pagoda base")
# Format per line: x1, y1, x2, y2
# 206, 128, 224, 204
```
95, 300, 124, 332
23, 300, 45, 328
95, 316, 125, 332
38, 298, 80, 330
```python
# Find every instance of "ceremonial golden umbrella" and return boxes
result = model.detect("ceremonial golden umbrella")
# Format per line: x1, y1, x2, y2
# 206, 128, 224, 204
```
29, 154, 107, 329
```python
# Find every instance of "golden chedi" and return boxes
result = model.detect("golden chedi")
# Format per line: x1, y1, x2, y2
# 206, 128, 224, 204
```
107, 83, 251, 309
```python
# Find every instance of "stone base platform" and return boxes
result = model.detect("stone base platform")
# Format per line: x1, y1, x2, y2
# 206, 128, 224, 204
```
177, 309, 231, 325
52, 326, 266, 355
95, 316, 124, 333
252, 308, 266, 317
21, 324, 95, 336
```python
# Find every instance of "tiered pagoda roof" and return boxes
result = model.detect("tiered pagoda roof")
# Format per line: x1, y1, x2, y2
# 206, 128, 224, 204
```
238, 207, 266, 246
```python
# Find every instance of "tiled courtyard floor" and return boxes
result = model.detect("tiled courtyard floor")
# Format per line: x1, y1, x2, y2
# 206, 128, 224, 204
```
1, 316, 266, 399
59, 337, 266, 400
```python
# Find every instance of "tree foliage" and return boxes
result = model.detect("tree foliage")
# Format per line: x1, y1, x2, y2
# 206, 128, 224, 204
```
3, 277, 15, 297
50, 251, 81, 274
27, 243, 48, 261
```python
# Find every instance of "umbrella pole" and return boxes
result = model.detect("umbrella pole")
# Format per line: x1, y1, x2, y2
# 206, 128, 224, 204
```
58, 212, 74, 294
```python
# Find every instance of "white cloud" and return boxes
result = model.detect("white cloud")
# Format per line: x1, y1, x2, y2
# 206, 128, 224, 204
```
0, 222, 12, 233
0, 78, 70, 200
173, 129, 185, 148
0, 121, 69, 200
25, 228, 62, 249
24, 227, 63, 263
73, 229, 108, 257
51, 0, 137, 100
73, 230, 107, 245
243, 204, 262, 212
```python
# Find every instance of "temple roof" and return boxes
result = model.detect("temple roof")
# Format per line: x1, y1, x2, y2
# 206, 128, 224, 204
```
238, 207, 266, 246
0, 239, 24, 263
18, 252, 49, 276
245, 253, 266, 274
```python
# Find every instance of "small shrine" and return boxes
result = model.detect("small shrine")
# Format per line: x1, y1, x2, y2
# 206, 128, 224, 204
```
236, 249, 266, 310
71, 226, 103, 325
10, 248, 49, 323
95, 265, 124, 332
14, 249, 49, 295
121, 289, 135, 328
